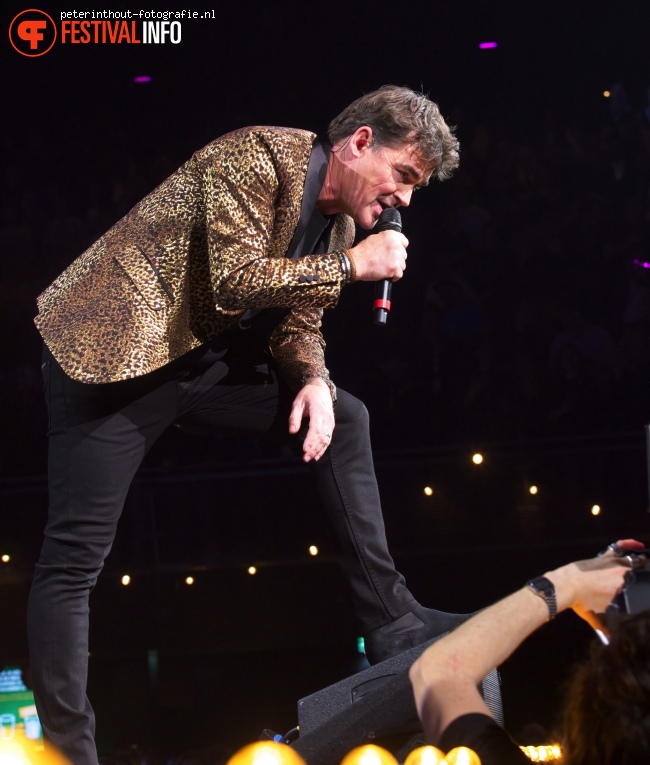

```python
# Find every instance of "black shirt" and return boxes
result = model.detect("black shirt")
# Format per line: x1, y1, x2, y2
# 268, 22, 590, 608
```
439, 713, 530, 765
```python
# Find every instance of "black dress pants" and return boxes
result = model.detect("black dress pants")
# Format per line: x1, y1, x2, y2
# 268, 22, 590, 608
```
27, 344, 418, 765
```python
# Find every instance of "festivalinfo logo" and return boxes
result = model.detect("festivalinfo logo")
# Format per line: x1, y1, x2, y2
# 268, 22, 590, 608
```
8, 8, 211, 56
9, 9, 57, 56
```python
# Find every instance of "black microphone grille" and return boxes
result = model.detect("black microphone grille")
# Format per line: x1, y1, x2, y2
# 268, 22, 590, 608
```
376, 207, 402, 232
379, 207, 401, 225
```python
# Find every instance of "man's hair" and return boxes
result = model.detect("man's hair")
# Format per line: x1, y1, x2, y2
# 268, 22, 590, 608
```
561, 611, 650, 764
327, 85, 460, 182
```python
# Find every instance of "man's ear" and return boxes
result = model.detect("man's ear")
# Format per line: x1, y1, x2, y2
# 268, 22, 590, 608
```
349, 126, 373, 157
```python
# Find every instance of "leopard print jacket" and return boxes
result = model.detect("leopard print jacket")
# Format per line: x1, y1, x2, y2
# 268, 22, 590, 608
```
35, 127, 355, 389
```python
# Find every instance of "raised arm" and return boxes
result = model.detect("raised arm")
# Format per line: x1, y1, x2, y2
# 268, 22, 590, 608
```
408, 540, 644, 743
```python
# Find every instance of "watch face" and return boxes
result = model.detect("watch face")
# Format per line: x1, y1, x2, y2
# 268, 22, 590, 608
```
530, 576, 553, 596
529, 576, 558, 619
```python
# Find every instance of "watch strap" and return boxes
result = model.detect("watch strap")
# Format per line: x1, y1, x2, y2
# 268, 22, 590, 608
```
527, 576, 557, 620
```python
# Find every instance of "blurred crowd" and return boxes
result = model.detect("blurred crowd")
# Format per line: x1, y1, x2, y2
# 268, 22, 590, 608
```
337, 84, 650, 447
2, 84, 650, 475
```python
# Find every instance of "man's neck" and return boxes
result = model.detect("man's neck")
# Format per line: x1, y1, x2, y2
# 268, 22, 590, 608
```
316, 147, 346, 216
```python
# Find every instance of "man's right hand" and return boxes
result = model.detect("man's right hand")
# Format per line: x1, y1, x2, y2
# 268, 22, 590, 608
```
349, 230, 409, 282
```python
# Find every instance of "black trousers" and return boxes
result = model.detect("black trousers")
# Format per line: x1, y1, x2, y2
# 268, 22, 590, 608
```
28, 343, 417, 765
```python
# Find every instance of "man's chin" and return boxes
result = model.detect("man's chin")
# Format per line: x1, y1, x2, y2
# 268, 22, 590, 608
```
356, 211, 379, 230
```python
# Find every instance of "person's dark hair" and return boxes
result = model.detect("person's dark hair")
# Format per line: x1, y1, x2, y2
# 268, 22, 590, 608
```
327, 85, 459, 182
560, 611, 650, 764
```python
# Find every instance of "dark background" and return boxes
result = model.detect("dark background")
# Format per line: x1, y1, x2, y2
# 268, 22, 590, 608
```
2, 0, 650, 760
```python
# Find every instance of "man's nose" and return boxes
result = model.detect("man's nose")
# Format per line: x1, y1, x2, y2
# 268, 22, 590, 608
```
393, 187, 413, 208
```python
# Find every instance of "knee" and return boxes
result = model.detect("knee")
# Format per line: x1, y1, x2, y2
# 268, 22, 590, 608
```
37, 533, 111, 580
335, 388, 370, 431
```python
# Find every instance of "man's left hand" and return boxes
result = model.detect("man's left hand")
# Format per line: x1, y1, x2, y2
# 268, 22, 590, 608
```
288, 378, 335, 462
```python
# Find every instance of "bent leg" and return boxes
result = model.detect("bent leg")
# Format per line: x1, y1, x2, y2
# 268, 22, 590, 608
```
175, 357, 460, 657
177, 364, 418, 632
310, 389, 470, 663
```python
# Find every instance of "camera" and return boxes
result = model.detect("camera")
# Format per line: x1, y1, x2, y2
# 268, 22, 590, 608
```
606, 548, 650, 629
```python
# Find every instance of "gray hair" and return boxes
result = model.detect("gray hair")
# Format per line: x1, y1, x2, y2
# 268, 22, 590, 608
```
328, 85, 459, 182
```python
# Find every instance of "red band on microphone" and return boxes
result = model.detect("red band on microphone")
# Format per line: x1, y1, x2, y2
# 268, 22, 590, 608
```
374, 299, 391, 311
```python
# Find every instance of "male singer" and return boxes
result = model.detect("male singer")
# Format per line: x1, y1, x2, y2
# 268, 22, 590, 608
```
30, 85, 460, 764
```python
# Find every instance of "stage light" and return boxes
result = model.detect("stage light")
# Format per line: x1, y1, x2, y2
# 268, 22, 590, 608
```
248, 566, 257, 575
0, 739, 31, 764
185, 576, 194, 585
121, 575, 131, 586
0, 732, 70, 764
309, 545, 319, 556
404, 745, 447, 765
133, 75, 152, 83
603, 90, 611, 97
479, 42, 497, 49
520, 744, 563, 761
472, 453, 483, 465
340, 745, 398, 765
591, 505, 601, 516
226, 741, 307, 765
529, 485, 538, 495
424, 486, 434, 496
1, 554, 9, 563
445, 748, 482, 765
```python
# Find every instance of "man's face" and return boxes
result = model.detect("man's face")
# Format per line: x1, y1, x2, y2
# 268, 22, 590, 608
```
340, 140, 429, 230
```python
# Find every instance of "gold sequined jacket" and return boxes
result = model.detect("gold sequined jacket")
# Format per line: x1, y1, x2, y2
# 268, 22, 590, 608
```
34, 127, 355, 388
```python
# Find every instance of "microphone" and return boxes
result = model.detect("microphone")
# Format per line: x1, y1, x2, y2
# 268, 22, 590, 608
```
373, 207, 402, 326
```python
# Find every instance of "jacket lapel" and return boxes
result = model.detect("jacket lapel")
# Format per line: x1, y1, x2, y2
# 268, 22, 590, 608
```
286, 137, 331, 259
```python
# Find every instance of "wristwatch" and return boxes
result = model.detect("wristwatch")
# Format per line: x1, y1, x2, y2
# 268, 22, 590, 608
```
527, 576, 557, 620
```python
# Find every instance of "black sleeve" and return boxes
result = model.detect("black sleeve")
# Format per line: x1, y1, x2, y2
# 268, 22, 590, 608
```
439, 713, 530, 765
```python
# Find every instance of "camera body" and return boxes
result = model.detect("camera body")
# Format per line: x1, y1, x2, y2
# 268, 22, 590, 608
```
606, 549, 650, 628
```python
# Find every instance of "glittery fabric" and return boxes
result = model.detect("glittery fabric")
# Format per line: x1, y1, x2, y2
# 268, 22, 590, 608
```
35, 127, 355, 387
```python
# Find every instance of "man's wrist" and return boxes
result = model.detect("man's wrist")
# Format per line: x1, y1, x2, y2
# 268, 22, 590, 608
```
333, 249, 356, 285
301, 374, 337, 406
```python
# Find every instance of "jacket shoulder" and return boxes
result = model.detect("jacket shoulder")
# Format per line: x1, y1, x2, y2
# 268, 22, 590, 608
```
193, 127, 316, 162
191, 127, 316, 195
